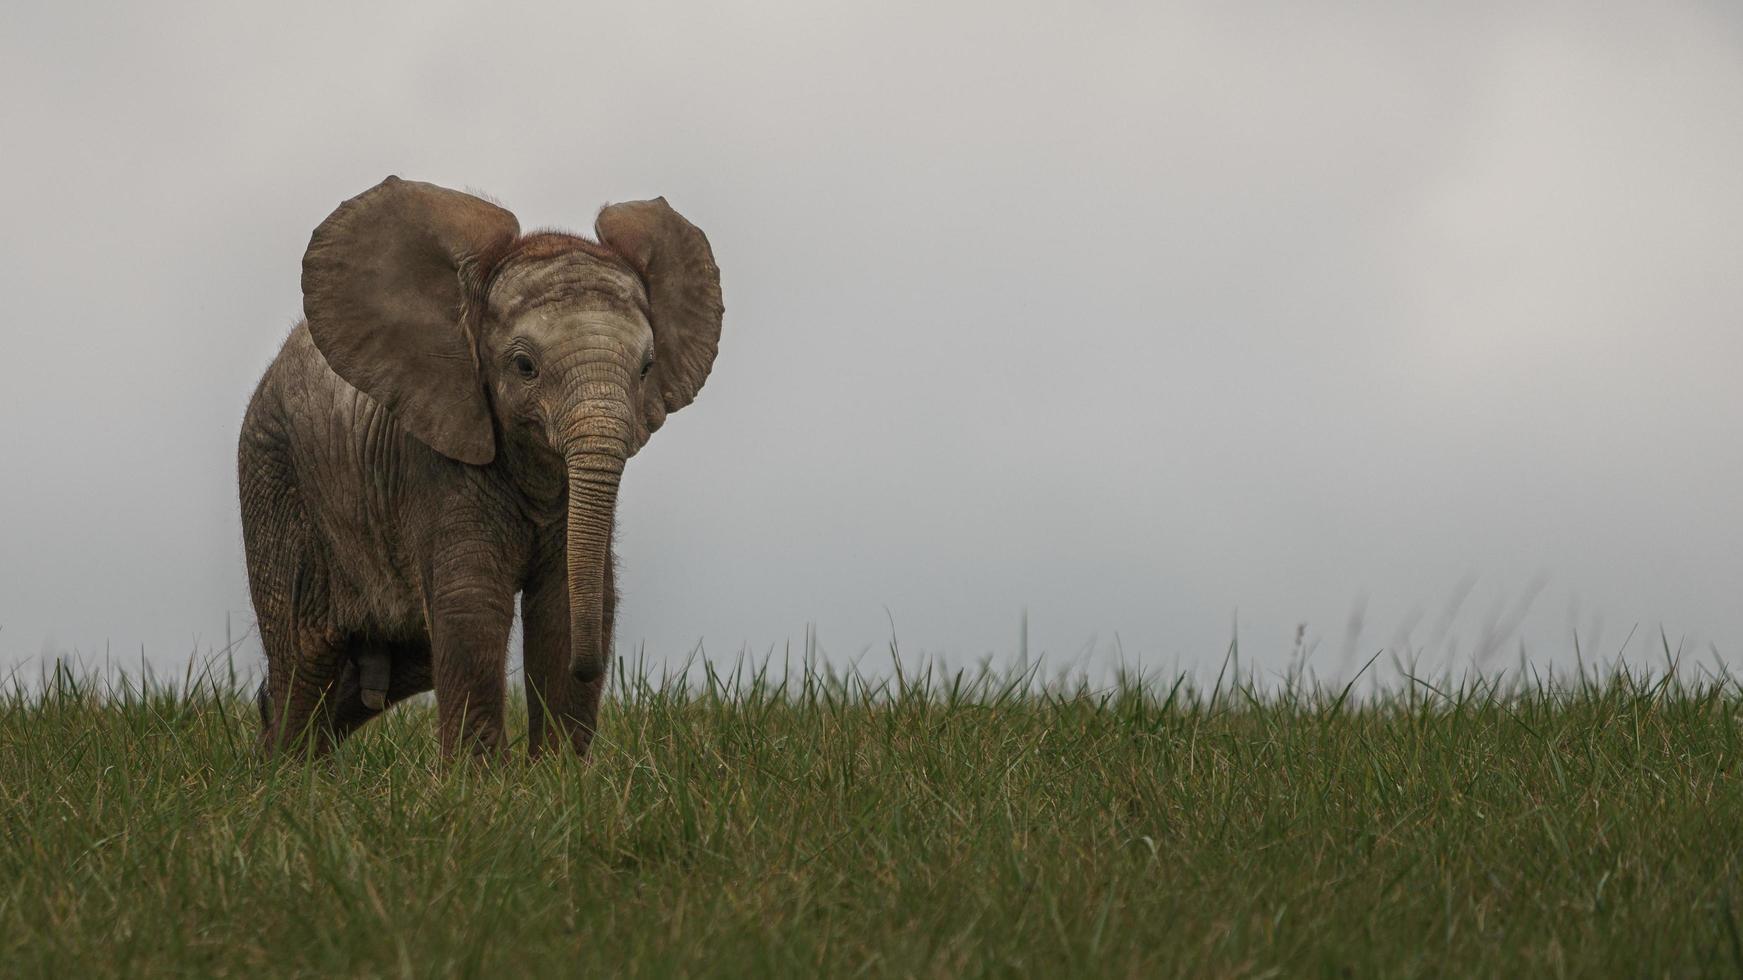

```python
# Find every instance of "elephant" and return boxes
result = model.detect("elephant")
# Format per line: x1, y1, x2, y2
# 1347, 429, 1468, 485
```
238, 176, 722, 760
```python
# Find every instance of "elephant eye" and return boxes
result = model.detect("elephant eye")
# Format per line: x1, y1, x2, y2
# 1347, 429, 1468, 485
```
512, 353, 538, 380
640, 352, 655, 379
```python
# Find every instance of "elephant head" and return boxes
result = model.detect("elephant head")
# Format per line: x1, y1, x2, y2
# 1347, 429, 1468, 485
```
300, 176, 722, 684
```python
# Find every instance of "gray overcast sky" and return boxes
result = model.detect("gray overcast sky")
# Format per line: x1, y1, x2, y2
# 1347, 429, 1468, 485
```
2, 1, 1740, 685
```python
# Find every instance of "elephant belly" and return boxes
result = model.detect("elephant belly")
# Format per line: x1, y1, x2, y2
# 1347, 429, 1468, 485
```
322, 552, 426, 641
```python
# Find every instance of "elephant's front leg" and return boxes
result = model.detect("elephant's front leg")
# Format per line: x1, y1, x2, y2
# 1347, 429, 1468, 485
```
522, 527, 611, 759
423, 548, 517, 761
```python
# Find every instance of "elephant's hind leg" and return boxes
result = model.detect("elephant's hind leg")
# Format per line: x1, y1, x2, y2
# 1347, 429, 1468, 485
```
261, 619, 347, 756
241, 434, 343, 757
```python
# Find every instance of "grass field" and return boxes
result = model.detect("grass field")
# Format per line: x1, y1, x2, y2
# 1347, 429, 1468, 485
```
3, 653, 1741, 977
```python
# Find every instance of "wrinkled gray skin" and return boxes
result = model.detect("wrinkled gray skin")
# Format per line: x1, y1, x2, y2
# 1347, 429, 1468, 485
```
239, 177, 722, 760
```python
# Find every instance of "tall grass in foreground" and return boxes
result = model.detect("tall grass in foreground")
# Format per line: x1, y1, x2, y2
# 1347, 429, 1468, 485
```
2, 655, 1741, 977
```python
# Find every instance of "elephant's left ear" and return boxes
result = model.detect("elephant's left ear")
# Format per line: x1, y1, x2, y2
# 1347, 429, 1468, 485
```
595, 197, 723, 439
302, 176, 520, 465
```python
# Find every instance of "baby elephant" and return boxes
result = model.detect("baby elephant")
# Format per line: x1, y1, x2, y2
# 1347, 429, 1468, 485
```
239, 177, 722, 760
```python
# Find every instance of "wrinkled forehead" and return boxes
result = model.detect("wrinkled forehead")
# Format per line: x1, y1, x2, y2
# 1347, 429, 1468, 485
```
488, 249, 648, 322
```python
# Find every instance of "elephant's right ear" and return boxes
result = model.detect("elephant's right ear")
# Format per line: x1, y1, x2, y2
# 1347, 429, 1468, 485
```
302, 176, 520, 466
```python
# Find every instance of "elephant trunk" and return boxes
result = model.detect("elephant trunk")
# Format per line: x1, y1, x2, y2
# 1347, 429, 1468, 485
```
563, 443, 624, 684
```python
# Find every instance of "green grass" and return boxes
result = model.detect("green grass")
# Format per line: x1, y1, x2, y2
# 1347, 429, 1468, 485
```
3, 654, 1742, 978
